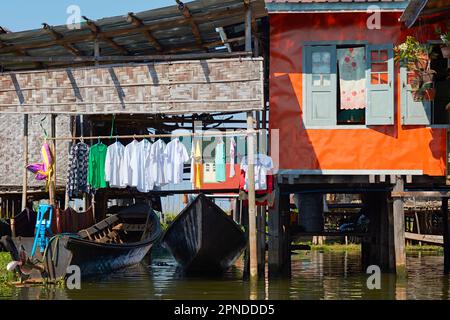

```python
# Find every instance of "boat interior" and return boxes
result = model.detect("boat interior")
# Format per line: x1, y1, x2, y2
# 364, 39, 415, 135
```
78, 212, 155, 244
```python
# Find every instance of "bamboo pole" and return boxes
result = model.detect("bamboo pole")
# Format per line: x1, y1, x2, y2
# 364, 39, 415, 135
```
443, 197, 449, 274
0, 51, 252, 63
42, 129, 255, 141
392, 175, 406, 276
244, 1, 253, 53
49, 115, 56, 207
21, 114, 29, 210
64, 116, 76, 209
246, 111, 257, 281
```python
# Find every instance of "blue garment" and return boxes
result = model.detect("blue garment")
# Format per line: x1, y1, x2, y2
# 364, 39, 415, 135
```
215, 140, 226, 182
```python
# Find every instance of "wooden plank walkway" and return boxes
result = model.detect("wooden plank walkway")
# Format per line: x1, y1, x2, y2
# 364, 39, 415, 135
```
405, 232, 443, 245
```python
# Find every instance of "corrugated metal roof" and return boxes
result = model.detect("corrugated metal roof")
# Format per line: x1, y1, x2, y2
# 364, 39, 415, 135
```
0, 0, 267, 71
266, 0, 405, 2
265, 0, 409, 12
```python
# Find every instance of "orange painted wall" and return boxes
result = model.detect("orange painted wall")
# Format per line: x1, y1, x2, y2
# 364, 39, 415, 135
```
269, 12, 447, 176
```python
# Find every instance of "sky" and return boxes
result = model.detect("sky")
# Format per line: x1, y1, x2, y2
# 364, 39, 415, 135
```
1, 0, 183, 32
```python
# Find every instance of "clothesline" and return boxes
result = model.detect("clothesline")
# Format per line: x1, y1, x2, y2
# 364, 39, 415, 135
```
44, 129, 261, 141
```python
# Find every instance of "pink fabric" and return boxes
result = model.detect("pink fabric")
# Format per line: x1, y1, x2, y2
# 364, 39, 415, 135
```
338, 47, 367, 110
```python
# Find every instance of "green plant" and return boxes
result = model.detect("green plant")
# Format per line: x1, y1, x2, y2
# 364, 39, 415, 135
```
436, 27, 450, 46
160, 213, 177, 231
441, 32, 450, 46
395, 36, 437, 101
394, 36, 430, 69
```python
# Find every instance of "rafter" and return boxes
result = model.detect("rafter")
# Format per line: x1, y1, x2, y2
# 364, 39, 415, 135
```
175, 0, 206, 51
126, 13, 163, 52
0, 38, 42, 68
0, 6, 250, 55
42, 23, 82, 56
82, 16, 129, 55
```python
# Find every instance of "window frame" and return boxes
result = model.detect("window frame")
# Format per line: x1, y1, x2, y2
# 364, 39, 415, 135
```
302, 41, 397, 129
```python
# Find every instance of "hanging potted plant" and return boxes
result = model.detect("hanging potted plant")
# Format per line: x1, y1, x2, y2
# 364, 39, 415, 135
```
394, 36, 435, 102
394, 36, 430, 70
440, 31, 450, 58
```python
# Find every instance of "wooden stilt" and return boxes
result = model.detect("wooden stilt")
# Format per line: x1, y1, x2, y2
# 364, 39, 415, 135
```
234, 199, 241, 224
361, 192, 392, 272
442, 197, 449, 274
49, 115, 57, 207
64, 116, 76, 209
244, 1, 252, 53
246, 111, 258, 281
268, 184, 291, 278
257, 206, 266, 277
21, 114, 29, 211
16, 125, 25, 232
392, 175, 406, 276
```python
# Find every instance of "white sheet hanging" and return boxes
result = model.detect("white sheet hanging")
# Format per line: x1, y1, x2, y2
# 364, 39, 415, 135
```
164, 138, 190, 184
131, 139, 152, 192
104, 141, 125, 188
149, 139, 167, 187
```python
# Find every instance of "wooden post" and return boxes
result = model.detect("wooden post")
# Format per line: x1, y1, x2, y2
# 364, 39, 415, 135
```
414, 211, 422, 246
268, 183, 291, 278
244, 1, 252, 53
255, 100, 266, 278
94, 39, 100, 66
234, 199, 241, 224
64, 116, 76, 209
246, 111, 258, 281
21, 114, 29, 211
49, 115, 57, 207
392, 175, 406, 275
257, 207, 266, 277
442, 197, 450, 274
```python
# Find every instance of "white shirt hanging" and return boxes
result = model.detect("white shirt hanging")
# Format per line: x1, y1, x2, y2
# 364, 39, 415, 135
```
240, 154, 274, 191
164, 138, 190, 184
149, 139, 167, 187
130, 139, 152, 192
121, 140, 139, 187
229, 138, 236, 178
104, 141, 125, 188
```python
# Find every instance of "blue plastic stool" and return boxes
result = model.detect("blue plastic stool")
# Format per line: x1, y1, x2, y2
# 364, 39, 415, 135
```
31, 204, 53, 257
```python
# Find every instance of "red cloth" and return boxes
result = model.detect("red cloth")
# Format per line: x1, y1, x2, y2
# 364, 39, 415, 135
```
239, 170, 274, 206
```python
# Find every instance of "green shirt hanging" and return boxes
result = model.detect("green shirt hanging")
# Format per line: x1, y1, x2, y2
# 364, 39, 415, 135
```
88, 143, 108, 189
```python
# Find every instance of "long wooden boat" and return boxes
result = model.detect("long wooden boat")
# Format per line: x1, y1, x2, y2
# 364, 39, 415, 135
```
2, 204, 161, 282
0, 208, 37, 239
162, 194, 246, 274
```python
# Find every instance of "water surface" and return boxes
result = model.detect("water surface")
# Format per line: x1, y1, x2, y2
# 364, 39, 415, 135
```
1, 248, 449, 300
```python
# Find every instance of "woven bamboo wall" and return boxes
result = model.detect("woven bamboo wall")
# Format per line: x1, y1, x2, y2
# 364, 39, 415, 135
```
0, 114, 71, 188
0, 58, 264, 114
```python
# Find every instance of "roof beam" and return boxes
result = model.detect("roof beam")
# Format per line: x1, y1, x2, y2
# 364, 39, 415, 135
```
0, 39, 43, 68
175, 0, 206, 51
216, 27, 232, 53
126, 13, 163, 52
0, 5, 254, 55
82, 16, 129, 55
42, 23, 82, 56
0, 51, 252, 64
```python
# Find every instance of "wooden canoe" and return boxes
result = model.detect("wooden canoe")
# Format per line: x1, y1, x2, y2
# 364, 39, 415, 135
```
5, 203, 162, 281
162, 194, 246, 274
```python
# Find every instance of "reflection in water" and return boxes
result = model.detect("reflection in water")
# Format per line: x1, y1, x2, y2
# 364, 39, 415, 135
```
1, 248, 450, 300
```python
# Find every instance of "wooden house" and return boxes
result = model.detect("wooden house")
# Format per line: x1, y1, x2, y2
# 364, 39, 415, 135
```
265, 0, 450, 275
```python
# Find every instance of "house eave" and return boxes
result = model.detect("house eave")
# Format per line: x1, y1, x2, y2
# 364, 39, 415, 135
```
266, 2, 409, 13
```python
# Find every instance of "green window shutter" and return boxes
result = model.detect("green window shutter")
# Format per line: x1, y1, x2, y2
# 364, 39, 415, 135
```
304, 45, 337, 126
366, 45, 394, 125
400, 67, 431, 125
